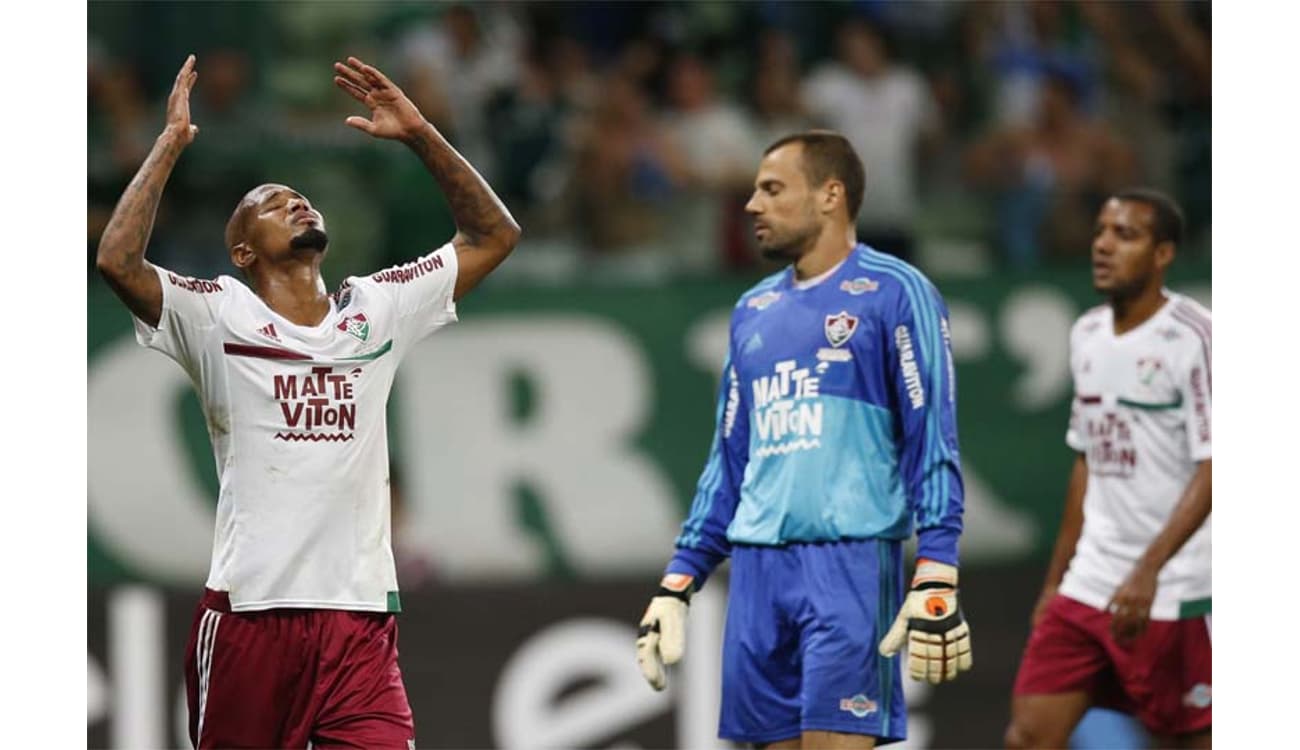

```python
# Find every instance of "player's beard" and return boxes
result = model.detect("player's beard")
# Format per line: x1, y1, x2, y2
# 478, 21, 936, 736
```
1099, 276, 1159, 309
758, 222, 819, 263
1095, 259, 1156, 301
290, 227, 329, 253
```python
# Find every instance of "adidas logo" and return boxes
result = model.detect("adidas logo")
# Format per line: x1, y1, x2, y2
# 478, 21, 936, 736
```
257, 323, 280, 342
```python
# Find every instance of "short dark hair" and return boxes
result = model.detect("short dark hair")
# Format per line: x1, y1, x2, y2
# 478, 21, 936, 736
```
1112, 187, 1186, 246
764, 130, 865, 220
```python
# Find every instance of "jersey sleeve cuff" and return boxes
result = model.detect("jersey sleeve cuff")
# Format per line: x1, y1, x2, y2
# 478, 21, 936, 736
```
667, 548, 725, 589
916, 525, 961, 568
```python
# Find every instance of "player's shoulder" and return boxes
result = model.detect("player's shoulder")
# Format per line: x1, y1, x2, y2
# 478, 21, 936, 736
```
331, 246, 450, 302
733, 268, 789, 312
213, 275, 261, 314
331, 271, 397, 314
1160, 293, 1211, 363
157, 266, 239, 297
355, 243, 458, 289
158, 270, 246, 325
849, 245, 943, 308
1167, 293, 1212, 332
1071, 304, 1110, 341
331, 276, 362, 310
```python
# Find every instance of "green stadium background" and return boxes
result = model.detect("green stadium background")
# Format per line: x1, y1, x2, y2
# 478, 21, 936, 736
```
87, 2, 1210, 748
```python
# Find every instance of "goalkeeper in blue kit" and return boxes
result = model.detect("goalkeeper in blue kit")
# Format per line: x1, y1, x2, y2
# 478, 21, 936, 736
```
636, 132, 971, 748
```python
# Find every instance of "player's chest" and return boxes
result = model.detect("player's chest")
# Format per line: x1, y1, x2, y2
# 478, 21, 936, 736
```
218, 355, 396, 444
732, 291, 883, 388
1074, 335, 1181, 411
223, 297, 395, 357
212, 307, 398, 435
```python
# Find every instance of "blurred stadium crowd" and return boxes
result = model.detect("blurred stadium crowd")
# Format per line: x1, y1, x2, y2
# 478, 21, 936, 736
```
88, 0, 1210, 284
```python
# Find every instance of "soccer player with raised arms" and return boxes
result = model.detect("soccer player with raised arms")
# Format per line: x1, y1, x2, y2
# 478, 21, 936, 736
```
636, 131, 971, 748
95, 54, 519, 748
1004, 190, 1211, 749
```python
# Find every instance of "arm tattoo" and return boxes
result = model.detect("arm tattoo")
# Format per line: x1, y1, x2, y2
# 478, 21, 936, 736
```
403, 125, 518, 245
97, 133, 185, 275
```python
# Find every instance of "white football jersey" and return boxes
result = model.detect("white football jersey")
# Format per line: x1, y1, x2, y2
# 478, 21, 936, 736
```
1059, 291, 1211, 620
133, 244, 459, 612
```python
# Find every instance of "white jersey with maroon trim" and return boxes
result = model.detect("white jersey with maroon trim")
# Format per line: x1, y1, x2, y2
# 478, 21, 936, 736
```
1059, 291, 1211, 621
133, 244, 459, 612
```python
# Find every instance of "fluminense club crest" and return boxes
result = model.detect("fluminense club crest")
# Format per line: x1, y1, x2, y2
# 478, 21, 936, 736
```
338, 313, 370, 342
825, 311, 859, 348
1136, 356, 1165, 386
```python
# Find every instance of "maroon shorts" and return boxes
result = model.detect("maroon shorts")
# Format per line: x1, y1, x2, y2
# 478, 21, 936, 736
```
1013, 594, 1211, 736
183, 589, 415, 749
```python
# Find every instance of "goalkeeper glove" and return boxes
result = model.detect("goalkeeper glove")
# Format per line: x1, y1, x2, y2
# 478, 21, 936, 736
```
635, 573, 694, 691
878, 559, 973, 684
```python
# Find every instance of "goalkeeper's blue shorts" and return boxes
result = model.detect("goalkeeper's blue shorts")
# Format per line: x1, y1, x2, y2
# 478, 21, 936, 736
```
719, 539, 908, 745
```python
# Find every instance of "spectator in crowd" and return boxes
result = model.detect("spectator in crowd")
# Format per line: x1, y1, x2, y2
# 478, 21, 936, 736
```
568, 72, 689, 280
396, 3, 521, 182
88, 1, 1209, 283
749, 29, 812, 148
485, 48, 569, 222
546, 33, 601, 116
89, 49, 154, 262
659, 51, 764, 275
964, 69, 1138, 268
1075, 1, 1211, 245
966, 1, 1100, 128
802, 17, 942, 263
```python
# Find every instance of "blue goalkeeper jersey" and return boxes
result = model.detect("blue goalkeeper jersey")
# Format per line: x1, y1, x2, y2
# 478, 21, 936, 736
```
669, 244, 964, 582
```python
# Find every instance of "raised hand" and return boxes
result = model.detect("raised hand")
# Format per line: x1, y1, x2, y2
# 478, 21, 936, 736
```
333, 56, 428, 141
167, 54, 199, 146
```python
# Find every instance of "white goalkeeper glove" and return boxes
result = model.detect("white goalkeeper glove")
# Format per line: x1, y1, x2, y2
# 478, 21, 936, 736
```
878, 559, 973, 684
635, 573, 694, 691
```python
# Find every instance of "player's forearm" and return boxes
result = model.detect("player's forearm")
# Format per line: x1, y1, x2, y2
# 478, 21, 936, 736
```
908, 449, 964, 566
96, 127, 188, 278
401, 122, 521, 252
1043, 453, 1089, 588
902, 415, 964, 567
1137, 460, 1211, 574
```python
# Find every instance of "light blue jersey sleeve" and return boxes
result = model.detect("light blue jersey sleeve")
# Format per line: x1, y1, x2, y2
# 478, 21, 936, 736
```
667, 339, 750, 588
886, 275, 964, 566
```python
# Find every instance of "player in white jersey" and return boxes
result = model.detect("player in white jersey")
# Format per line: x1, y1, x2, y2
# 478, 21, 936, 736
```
95, 55, 520, 749
1005, 189, 1211, 749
